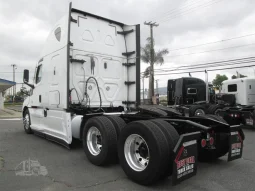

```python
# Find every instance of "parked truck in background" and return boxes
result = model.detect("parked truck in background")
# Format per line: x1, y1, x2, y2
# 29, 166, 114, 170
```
22, 3, 244, 186
167, 77, 255, 127
218, 78, 255, 127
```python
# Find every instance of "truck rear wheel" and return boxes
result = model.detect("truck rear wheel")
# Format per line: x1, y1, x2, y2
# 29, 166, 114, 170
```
208, 105, 224, 115
189, 105, 206, 117
118, 120, 169, 185
150, 119, 179, 177
83, 116, 117, 166
106, 116, 126, 138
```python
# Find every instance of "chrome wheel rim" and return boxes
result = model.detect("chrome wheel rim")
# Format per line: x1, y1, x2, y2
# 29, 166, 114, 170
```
124, 134, 150, 172
87, 126, 102, 156
23, 114, 30, 130
195, 109, 205, 116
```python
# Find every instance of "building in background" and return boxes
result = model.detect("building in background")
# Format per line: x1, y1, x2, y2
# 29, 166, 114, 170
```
0, 78, 16, 109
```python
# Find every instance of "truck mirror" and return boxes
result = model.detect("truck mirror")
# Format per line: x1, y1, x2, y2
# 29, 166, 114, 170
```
187, 88, 197, 95
23, 69, 29, 83
23, 69, 34, 89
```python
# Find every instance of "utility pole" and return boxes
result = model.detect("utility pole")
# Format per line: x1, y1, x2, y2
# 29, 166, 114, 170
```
144, 21, 159, 101
11, 64, 17, 102
143, 77, 145, 104
155, 79, 159, 95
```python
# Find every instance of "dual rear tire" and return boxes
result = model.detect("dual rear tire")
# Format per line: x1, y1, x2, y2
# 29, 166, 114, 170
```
82, 117, 179, 185
82, 116, 126, 166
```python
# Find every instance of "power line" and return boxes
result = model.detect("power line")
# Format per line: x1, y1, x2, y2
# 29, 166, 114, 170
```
158, 0, 223, 23
151, 55, 255, 71
155, 63, 255, 76
166, 43, 255, 58
154, 56, 255, 71
167, 33, 255, 52
141, 56, 255, 74
154, 59, 255, 73
147, 0, 202, 22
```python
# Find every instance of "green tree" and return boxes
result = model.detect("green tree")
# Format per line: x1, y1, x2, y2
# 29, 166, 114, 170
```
232, 73, 247, 79
16, 87, 29, 98
212, 74, 228, 90
141, 38, 169, 99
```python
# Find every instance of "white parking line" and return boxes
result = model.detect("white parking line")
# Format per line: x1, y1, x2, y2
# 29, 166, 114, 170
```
0, 118, 22, 121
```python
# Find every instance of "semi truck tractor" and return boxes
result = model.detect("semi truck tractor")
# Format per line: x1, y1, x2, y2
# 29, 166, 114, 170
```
22, 3, 244, 185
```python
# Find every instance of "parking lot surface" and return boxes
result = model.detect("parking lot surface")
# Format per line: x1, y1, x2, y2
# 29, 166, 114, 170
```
0, 120, 255, 191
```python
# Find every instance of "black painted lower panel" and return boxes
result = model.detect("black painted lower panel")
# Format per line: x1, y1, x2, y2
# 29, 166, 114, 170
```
33, 130, 70, 149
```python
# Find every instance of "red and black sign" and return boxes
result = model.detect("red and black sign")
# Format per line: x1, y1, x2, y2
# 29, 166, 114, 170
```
172, 132, 200, 185
228, 131, 243, 161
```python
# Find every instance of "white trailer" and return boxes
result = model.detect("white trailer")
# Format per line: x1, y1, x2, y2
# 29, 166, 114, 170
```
221, 77, 255, 105
21, 3, 244, 185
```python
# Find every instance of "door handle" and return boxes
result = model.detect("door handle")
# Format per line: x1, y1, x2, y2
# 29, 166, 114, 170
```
39, 95, 41, 103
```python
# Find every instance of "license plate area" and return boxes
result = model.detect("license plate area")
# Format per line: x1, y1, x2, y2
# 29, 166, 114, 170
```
245, 118, 253, 125
172, 132, 200, 185
228, 131, 243, 161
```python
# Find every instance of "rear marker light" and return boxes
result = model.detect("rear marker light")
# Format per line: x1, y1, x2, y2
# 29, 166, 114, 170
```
209, 137, 214, 145
201, 139, 206, 148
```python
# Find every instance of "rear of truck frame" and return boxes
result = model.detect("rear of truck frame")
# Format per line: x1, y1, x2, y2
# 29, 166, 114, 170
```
22, 3, 244, 185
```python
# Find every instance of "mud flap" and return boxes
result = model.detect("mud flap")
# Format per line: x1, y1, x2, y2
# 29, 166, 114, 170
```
172, 132, 201, 186
228, 128, 243, 161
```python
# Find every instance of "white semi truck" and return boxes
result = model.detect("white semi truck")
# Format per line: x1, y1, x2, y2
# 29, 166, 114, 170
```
22, 3, 244, 185
216, 78, 255, 127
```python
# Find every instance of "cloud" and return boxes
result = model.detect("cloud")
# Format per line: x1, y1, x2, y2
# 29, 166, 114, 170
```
0, 0, 255, 93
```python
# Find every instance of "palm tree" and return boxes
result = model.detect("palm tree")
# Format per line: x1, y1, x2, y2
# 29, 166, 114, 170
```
141, 38, 169, 100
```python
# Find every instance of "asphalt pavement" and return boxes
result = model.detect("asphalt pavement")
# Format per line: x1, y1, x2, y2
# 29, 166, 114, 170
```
0, 120, 255, 191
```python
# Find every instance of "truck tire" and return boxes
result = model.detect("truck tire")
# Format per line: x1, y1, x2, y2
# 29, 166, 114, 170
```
83, 116, 117, 166
150, 119, 179, 177
106, 116, 126, 138
208, 105, 224, 115
118, 120, 169, 185
23, 109, 33, 134
150, 119, 179, 147
197, 115, 229, 161
189, 105, 207, 117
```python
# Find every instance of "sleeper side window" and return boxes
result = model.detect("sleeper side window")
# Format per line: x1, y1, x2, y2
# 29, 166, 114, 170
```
54, 27, 61, 41
228, 84, 237, 92
35, 64, 43, 84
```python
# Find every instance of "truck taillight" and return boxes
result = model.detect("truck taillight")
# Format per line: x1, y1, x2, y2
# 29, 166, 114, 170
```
209, 137, 214, 145
201, 139, 206, 147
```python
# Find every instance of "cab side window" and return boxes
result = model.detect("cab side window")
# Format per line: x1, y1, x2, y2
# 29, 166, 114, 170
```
35, 64, 43, 84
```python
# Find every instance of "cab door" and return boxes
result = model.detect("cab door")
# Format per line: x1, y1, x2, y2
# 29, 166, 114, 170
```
29, 63, 44, 130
